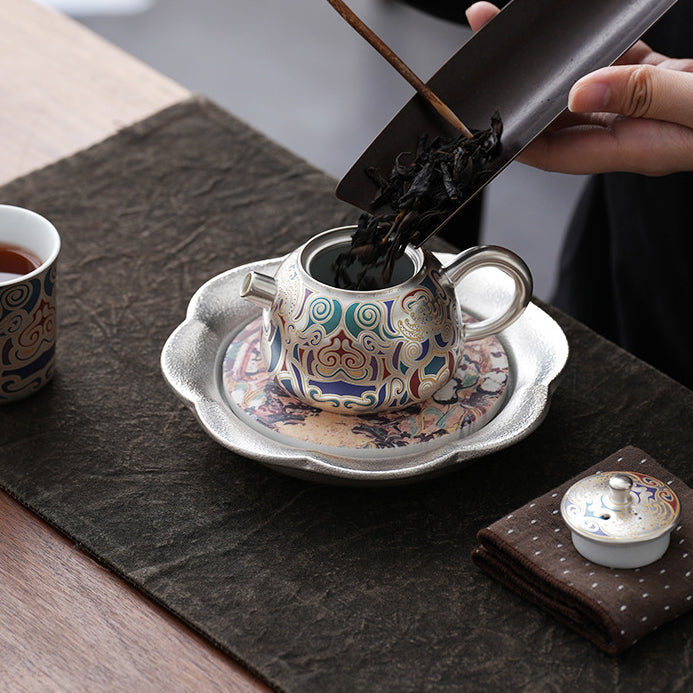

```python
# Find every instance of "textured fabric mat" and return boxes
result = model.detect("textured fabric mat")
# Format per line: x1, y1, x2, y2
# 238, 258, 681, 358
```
1, 97, 692, 692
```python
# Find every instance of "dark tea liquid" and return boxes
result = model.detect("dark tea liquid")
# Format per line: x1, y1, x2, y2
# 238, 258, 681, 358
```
0, 243, 42, 282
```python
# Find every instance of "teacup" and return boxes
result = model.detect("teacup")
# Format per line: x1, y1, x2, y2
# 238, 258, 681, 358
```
0, 205, 60, 403
240, 226, 532, 414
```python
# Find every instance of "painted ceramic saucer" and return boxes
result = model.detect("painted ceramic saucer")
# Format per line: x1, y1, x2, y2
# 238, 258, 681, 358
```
223, 317, 508, 455
161, 254, 569, 484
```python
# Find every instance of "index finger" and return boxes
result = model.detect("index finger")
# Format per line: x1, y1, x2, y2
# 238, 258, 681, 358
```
569, 64, 693, 129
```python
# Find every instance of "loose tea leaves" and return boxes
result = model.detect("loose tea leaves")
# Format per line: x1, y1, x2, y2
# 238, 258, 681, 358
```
335, 111, 502, 289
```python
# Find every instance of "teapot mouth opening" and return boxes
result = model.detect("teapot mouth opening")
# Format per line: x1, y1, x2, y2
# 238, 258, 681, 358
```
300, 226, 424, 292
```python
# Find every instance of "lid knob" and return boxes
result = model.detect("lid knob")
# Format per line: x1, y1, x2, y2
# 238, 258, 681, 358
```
606, 473, 633, 509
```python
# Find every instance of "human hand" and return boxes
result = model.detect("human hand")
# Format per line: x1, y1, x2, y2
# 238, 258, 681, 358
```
466, 1, 693, 176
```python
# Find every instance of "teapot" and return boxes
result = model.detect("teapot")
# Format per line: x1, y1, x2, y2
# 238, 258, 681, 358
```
241, 226, 532, 414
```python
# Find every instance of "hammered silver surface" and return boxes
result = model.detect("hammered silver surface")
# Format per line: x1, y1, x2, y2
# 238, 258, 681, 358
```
161, 253, 569, 484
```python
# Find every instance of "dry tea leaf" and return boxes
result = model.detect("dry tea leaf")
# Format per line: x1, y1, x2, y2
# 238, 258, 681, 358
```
335, 112, 502, 290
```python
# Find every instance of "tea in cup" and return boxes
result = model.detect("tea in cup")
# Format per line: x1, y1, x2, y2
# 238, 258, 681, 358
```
0, 205, 60, 403
241, 226, 532, 414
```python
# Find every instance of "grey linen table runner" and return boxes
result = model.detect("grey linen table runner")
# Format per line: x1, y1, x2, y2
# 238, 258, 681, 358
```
0, 97, 692, 692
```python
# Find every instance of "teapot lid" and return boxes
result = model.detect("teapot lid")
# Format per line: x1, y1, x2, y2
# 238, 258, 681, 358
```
560, 470, 680, 544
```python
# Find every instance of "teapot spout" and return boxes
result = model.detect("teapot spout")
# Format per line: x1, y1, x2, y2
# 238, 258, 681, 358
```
240, 271, 277, 309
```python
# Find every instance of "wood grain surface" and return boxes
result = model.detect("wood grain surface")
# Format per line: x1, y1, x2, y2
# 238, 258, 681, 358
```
0, 492, 271, 692
0, 0, 188, 186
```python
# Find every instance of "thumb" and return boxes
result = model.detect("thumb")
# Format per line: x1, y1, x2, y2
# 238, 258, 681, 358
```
465, 2, 500, 32
568, 64, 693, 128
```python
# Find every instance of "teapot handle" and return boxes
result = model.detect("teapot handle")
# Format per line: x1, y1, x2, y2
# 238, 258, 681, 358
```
443, 245, 533, 341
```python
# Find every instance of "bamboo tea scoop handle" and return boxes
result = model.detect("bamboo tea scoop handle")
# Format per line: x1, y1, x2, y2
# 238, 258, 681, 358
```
325, 0, 472, 138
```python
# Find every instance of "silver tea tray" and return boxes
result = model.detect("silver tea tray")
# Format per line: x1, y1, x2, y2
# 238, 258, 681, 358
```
161, 254, 569, 484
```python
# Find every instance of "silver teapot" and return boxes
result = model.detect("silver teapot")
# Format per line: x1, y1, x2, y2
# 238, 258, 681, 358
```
241, 226, 532, 414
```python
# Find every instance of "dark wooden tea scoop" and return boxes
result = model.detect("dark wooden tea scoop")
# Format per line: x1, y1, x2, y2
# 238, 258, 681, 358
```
335, 0, 680, 240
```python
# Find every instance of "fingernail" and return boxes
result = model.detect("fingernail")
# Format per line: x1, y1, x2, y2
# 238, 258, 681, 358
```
569, 82, 611, 112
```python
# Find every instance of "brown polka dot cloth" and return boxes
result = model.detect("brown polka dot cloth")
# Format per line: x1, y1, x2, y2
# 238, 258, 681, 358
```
471, 446, 693, 655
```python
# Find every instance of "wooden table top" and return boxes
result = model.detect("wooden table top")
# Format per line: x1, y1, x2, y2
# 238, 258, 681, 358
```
0, 1, 268, 690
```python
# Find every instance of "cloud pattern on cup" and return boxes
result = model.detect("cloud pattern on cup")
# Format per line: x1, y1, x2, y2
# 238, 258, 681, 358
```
0, 265, 56, 402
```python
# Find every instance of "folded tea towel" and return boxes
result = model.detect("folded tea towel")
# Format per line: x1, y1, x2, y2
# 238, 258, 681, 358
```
471, 446, 692, 655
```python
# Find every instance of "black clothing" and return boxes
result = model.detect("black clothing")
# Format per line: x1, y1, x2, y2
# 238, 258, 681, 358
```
555, 173, 693, 388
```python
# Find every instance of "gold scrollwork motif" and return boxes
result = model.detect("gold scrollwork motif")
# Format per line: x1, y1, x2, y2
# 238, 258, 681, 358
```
16, 298, 56, 359
0, 282, 32, 313
0, 269, 57, 402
